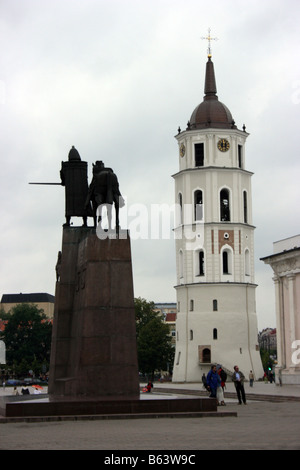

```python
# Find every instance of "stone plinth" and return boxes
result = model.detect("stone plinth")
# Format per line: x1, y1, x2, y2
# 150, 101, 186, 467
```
1, 395, 219, 418
48, 227, 139, 399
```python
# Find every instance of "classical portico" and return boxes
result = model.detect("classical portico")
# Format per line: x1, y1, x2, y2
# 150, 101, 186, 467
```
261, 235, 300, 385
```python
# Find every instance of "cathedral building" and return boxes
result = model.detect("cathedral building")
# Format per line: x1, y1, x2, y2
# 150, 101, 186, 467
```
172, 44, 263, 382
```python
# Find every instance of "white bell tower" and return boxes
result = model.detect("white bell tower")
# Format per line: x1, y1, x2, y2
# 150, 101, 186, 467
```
172, 44, 263, 382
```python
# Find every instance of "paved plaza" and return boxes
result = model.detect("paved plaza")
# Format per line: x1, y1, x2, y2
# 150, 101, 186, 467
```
1, 381, 300, 450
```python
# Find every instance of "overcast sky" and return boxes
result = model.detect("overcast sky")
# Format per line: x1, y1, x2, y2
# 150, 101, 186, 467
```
0, 0, 299, 330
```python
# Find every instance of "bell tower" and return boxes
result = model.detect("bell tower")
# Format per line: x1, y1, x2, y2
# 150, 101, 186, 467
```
172, 43, 263, 382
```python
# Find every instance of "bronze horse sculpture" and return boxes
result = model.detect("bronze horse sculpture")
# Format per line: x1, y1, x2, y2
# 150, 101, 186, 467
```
85, 161, 124, 231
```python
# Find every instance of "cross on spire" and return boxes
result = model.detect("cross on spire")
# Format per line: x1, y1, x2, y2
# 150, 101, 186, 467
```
201, 28, 218, 58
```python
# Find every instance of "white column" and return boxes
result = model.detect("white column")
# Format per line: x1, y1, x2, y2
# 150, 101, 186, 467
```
273, 276, 284, 370
287, 274, 296, 369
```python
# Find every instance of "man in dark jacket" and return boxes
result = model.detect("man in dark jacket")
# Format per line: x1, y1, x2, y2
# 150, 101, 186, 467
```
232, 365, 246, 404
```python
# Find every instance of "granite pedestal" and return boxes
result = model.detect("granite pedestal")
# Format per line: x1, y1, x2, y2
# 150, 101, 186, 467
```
48, 226, 139, 400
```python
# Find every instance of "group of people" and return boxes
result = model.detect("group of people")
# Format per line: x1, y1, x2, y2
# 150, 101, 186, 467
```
203, 364, 247, 405
12, 384, 31, 396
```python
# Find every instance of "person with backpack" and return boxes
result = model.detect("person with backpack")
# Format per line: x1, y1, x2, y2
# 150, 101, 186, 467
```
218, 365, 227, 388
217, 365, 227, 406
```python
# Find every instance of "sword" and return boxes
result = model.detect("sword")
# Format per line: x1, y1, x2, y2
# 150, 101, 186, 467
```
29, 182, 62, 185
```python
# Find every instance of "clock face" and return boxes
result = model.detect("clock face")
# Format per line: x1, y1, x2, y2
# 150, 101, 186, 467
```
217, 138, 230, 152
180, 143, 186, 157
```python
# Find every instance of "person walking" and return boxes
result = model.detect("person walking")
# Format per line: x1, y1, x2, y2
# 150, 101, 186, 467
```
206, 365, 221, 403
232, 365, 247, 405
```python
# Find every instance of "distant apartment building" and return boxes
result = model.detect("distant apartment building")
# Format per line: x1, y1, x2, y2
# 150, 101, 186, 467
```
258, 328, 277, 351
155, 303, 177, 345
1, 293, 55, 319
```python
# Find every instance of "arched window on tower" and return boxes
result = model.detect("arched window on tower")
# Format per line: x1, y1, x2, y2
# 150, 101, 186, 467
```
194, 190, 203, 221
194, 143, 204, 166
220, 188, 230, 221
243, 190, 248, 223
178, 192, 183, 225
199, 251, 205, 276
179, 250, 183, 279
199, 250, 205, 276
223, 250, 229, 274
238, 145, 243, 168
222, 248, 233, 275
213, 328, 218, 340
194, 249, 205, 277
245, 249, 250, 277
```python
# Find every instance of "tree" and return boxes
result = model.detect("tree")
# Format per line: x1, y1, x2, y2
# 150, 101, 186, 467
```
134, 297, 174, 379
134, 297, 158, 336
260, 348, 276, 372
0, 304, 52, 374
0, 307, 10, 320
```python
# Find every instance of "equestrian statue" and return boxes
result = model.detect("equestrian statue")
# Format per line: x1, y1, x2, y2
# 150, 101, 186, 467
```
85, 160, 125, 231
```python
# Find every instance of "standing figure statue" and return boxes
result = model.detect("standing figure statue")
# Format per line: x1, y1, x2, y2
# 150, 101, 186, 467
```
85, 161, 124, 230
60, 146, 92, 226
55, 251, 62, 282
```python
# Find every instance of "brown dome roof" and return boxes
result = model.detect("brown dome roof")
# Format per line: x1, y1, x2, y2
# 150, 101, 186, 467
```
188, 58, 236, 130
190, 99, 235, 130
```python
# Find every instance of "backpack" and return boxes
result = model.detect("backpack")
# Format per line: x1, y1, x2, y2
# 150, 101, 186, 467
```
220, 369, 227, 382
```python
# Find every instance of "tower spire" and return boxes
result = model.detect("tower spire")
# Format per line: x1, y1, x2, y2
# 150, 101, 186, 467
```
204, 55, 217, 99
188, 29, 236, 130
